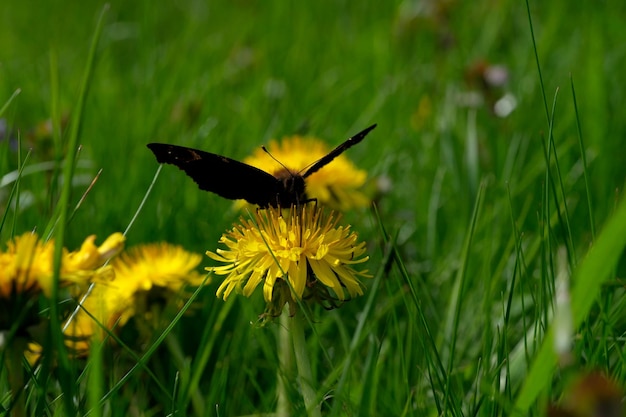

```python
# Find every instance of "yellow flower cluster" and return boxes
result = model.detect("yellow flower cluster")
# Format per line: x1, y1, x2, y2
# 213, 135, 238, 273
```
0, 232, 204, 356
0, 232, 124, 301
75, 243, 204, 326
66, 243, 204, 354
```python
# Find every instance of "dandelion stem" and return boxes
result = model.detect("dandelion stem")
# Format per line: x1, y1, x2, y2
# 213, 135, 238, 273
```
4, 336, 27, 417
276, 310, 293, 417
290, 311, 322, 417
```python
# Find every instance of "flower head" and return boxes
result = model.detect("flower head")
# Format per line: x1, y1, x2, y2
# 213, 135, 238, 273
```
65, 242, 204, 354
66, 233, 125, 271
0, 232, 124, 299
0, 233, 55, 299
0, 232, 123, 335
241, 135, 370, 211
207, 206, 370, 314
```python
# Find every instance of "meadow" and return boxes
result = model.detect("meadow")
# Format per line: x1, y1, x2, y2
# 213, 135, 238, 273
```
1, 1, 626, 416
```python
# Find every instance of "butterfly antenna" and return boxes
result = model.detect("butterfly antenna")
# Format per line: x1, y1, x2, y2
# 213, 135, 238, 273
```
262, 146, 296, 176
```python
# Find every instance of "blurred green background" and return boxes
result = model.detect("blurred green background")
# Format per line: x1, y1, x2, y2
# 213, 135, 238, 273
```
2, 0, 626, 415
3, 1, 623, 252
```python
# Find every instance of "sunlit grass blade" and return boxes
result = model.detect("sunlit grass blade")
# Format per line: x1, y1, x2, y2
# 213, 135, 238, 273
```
513, 193, 626, 413
442, 181, 484, 416
0, 146, 31, 236
570, 75, 596, 240
86, 329, 104, 417
0, 89, 21, 118
66, 168, 102, 224
525, 0, 549, 124
10, 135, 23, 238
544, 89, 576, 264
46, 5, 109, 415
48, 47, 63, 214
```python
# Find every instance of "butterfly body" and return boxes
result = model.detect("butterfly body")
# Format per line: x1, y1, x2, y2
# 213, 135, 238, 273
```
147, 124, 376, 208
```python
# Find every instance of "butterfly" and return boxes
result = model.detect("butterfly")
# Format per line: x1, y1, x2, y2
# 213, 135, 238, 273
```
147, 124, 376, 208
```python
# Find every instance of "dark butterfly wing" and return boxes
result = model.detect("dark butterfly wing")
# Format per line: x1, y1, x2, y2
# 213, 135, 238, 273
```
302, 124, 376, 178
147, 143, 282, 207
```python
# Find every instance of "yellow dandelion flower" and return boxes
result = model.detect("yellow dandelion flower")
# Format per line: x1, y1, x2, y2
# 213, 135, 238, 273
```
64, 287, 109, 355
0, 232, 123, 349
65, 232, 125, 271
0, 232, 123, 299
207, 206, 370, 312
241, 135, 370, 211
0, 233, 54, 298
68, 243, 204, 339
24, 342, 43, 367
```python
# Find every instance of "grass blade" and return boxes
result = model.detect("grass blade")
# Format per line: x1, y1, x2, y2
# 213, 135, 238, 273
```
514, 193, 626, 413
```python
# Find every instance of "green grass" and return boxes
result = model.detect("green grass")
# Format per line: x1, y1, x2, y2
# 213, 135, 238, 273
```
2, 0, 626, 416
